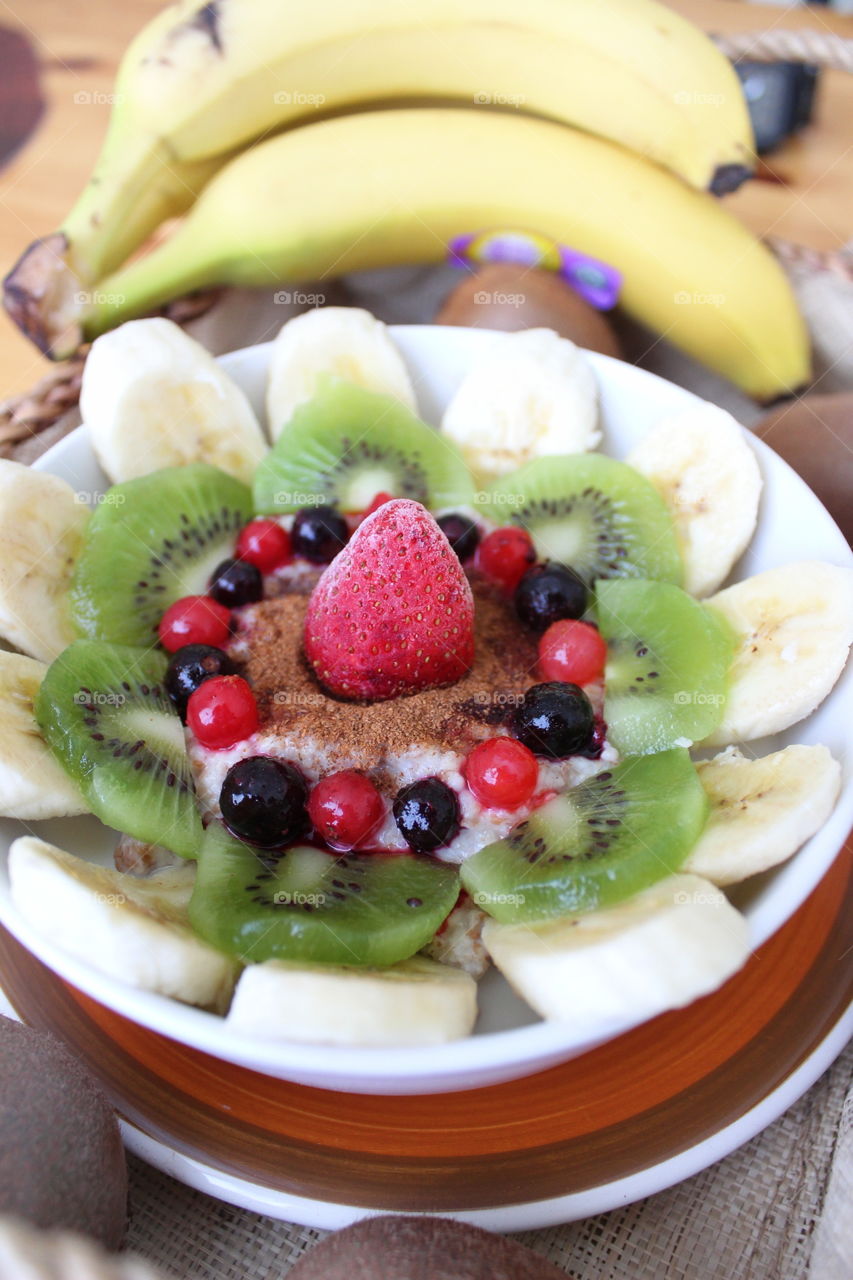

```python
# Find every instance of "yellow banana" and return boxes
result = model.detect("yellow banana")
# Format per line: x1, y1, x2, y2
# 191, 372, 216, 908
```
86, 108, 806, 400
3, 0, 753, 356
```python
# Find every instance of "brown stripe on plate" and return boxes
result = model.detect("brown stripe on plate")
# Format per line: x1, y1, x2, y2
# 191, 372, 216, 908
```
0, 843, 849, 1211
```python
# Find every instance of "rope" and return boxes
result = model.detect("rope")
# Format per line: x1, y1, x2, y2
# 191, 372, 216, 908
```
0, 354, 86, 453
712, 28, 853, 73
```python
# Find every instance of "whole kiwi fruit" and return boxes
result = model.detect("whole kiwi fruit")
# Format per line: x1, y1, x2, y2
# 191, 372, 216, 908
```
0, 1017, 127, 1249
435, 262, 622, 359
288, 1214, 566, 1279
753, 391, 853, 544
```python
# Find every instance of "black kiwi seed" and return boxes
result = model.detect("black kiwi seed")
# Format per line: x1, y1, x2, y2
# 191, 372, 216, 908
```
78, 683, 192, 793
328, 438, 432, 502
512, 488, 629, 576
240, 853, 370, 912
69, 465, 254, 647
253, 379, 475, 517
190, 821, 461, 965
460, 750, 708, 920
36, 640, 204, 859
487, 455, 683, 587
132, 506, 247, 618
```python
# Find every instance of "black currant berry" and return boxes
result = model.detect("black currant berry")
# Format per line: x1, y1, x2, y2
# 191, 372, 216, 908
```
220, 756, 309, 849
514, 562, 588, 632
436, 513, 480, 562
512, 682, 595, 758
208, 558, 263, 608
292, 505, 349, 563
392, 777, 460, 853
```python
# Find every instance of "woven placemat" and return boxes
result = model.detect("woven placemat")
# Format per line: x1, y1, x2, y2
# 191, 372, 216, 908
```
121, 1042, 852, 1279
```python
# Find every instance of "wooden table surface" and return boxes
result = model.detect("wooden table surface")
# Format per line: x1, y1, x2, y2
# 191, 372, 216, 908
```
0, 0, 851, 399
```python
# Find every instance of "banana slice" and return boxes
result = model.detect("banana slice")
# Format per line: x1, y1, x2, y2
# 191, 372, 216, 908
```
703, 561, 853, 745
440, 328, 600, 484
80, 317, 268, 485
0, 652, 87, 819
227, 955, 477, 1046
0, 461, 89, 662
8, 837, 237, 1011
265, 307, 417, 439
683, 744, 841, 886
482, 873, 749, 1025
627, 403, 762, 597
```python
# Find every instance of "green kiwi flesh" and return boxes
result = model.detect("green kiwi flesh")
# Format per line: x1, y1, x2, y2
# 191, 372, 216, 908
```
596, 578, 734, 754
460, 749, 708, 922
253, 376, 475, 514
190, 821, 460, 965
35, 640, 202, 859
485, 454, 683, 585
69, 463, 253, 646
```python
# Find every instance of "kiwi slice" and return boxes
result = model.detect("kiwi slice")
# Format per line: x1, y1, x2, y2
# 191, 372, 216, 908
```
460, 749, 707, 922
35, 641, 203, 859
70, 464, 253, 646
253, 376, 475, 514
190, 821, 460, 966
596, 579, 733, 755
485, 455, 682, 585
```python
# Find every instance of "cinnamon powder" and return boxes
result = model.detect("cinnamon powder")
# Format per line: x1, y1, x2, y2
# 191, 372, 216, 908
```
238, 574, 539, 763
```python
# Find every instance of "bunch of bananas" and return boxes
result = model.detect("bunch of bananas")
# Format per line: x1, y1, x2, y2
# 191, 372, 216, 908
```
2, 0, 810, 398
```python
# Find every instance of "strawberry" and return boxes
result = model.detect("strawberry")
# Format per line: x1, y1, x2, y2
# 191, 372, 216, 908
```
304, 498, 475, 701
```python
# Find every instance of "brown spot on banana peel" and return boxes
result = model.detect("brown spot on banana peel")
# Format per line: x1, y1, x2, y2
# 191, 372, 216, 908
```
2, 233, 86, 360
142, 2, 224, 70
709, 162, 753, 196
190, 2, 224, 54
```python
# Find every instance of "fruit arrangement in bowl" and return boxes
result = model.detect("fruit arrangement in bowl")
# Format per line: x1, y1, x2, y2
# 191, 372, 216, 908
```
0, 312, 849, 1096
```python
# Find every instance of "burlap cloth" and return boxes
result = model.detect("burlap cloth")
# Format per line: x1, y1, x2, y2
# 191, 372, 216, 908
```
10, 262, 853, 1278
122, 1041, 852, 1280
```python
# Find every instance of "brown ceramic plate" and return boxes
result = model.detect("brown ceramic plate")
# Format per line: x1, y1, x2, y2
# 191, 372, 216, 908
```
1, 838, 849, 1227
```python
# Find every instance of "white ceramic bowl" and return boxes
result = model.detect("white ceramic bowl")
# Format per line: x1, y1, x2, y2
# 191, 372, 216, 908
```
0, 325, 850, 1095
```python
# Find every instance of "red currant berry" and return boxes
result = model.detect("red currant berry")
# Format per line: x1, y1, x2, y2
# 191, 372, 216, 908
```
158, 596, 231, 653
235, 519, 292, 573
475, 527, 536, 593
538, 619, 607, 685
363, 491, 394, 519
465, 737, 539, 811
308, 770, 385, 849
187, 675, 259, 750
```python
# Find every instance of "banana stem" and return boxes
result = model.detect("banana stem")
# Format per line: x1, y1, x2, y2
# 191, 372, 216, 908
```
2, 133, 225, 358
62, 132, 221, 283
